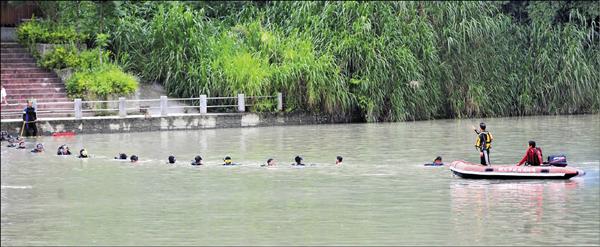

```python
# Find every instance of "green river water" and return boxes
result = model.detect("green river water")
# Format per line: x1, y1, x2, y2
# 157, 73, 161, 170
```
1, 114, 599, 245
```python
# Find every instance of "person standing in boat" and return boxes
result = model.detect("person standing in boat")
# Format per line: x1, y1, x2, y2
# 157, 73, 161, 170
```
517, 140, 543, 166
473, 122, 493, 166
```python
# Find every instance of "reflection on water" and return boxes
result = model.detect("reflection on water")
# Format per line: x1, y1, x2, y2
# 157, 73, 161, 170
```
450, 179, 588, 245
1, 114, 599, 245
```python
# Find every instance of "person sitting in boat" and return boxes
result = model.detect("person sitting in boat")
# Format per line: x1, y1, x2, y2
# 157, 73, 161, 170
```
130, 155, 139, 163
336, 156, 343, 166
115, 153, 128, 160
191, 155, 203, 166
223, 156, 238, 166
78, 149, 89, 158
57, 145, 72, 155
168, 155, 176, 164
517, 140, 543, 166
31, 143, 44, 153
292, 156, 305, 166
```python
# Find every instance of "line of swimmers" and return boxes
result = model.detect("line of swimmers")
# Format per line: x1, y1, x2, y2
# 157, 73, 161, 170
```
3, 137, 344, 167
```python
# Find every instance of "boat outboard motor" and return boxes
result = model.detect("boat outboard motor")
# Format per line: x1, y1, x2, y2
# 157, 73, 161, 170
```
546, 155, 567, 167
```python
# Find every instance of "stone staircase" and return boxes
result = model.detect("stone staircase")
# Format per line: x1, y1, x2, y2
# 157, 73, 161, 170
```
1, 42, 74, 119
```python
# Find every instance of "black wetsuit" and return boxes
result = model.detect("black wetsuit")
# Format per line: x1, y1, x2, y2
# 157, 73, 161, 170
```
22, 106, 37, 137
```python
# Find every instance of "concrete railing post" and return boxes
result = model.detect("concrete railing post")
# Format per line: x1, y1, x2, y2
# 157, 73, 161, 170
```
74, 98, 82, 119
200, 94, 207, 114
237, 94, 245, 112
277, 92, 283, 111
32, 99, 37, 110
118, 97, 126, 117
160, 96, 168, 116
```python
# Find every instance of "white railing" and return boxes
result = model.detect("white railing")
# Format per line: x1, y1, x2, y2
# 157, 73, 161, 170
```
0, 93, 283, 120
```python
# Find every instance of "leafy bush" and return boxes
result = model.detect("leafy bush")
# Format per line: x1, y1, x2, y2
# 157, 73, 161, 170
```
66, 64, 138, 100
16, 19, 45, 45
16, 19, 87, 45
39, 45, 81, 70
78, 48, 110, 71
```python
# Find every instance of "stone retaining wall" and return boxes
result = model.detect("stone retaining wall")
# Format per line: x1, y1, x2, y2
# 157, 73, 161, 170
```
0, 112, 351, 136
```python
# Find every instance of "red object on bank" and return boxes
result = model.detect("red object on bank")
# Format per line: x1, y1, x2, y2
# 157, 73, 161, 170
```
52, 132, 76, 137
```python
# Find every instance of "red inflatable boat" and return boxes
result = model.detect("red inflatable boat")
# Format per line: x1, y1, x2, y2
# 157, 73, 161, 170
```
449, 160, 583, 179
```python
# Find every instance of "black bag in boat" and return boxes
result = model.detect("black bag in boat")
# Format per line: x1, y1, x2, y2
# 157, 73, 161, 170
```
546, 155, 567, 167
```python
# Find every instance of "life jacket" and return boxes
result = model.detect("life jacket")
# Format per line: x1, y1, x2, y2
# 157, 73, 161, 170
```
527, 147, 543, 166
475, 131, 493, 150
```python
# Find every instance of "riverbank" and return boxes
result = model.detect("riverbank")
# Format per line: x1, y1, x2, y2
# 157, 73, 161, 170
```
0, 112, 354, 136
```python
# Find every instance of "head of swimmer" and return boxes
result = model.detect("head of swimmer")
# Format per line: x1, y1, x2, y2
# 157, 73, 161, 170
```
434, 156, 442, 164
336, 156, 343, 165
168, 155, 176, 164
130, 155, 138, 163
80, 149, 88, 157
294, 156, 303, 165
224, 156, 232, 165
267, 158, 276, 166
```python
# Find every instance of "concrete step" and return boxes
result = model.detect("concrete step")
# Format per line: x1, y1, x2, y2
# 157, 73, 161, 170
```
4, 87, 65, 94
1, 72, 58, 79
1, 63, 39, 68
1, 78, 61, 84
7, 93, 68, 100
1, 58, 36, 63
1, 43, 22, 48
0, 99, 75, 110
1, 112, 77, 120
2, 84, 64, 91
2, 85, 64, 92
0, 53, 32, 59
1, 68, 49, 74
1, 48, 27, 53
2, 105, 75, 116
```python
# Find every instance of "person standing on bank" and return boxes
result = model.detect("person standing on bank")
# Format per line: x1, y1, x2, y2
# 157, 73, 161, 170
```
22, 100, 38, 137
473, 122, 493, 166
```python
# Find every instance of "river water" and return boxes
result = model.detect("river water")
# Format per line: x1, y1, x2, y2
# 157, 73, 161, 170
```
1, 115, 599, 246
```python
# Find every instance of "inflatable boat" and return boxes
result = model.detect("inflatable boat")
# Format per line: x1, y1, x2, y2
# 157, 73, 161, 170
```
449, 160, 583, 179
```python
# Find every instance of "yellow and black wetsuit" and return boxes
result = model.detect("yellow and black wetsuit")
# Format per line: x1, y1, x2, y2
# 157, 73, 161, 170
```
475, 130, 493, 165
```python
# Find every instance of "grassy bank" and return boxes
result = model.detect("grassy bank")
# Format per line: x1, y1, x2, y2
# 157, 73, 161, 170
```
31, 1, 600, 121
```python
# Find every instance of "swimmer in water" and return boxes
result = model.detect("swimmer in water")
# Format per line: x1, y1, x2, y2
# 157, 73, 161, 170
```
0, 131, 8, 141
168, 155, 176, 164
115, 153, 128, 160
223, 156, 238, 166
191, 155, 203, 166
130, 155, 139, 163
6, 138, 25, 148
78, 149, 89, 158
57, 145, 72, 155
424, 156, 444, 166
262, 158, 276, 167
433, 156, 443, 165
336, 156, 343, 166
16, 140, 26, 149
31, 143, 44, 153
292, 156, 305, 166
